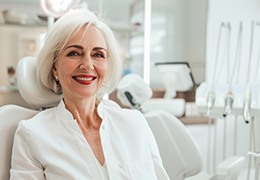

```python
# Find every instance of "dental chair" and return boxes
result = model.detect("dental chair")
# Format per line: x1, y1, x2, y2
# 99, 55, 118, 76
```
0, 56, 62, 180
0, 106, 38, 180
116, 73, 245, 180
116, 74, 203, 179
0, 56, 245, 180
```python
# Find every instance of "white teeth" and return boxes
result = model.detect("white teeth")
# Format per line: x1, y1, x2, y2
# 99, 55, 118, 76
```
75, 77, 93, 81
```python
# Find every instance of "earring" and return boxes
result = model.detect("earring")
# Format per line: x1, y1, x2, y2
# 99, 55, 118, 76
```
54, 75, 59, 81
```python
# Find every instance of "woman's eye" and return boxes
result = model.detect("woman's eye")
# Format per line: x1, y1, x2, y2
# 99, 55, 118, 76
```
67, 51, 80, 56
93, 52, 105, 58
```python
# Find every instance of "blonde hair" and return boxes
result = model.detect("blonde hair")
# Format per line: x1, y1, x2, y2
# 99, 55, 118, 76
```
37, 9, 122, 98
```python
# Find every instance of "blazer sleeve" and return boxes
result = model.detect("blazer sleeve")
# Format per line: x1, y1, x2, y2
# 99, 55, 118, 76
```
10, 121, 45, 180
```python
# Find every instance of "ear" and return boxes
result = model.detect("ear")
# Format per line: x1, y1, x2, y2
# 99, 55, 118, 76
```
52, 63, 58, 80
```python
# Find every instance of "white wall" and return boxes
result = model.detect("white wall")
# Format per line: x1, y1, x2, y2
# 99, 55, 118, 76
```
183, 0, 207, 85
149, 0, 207, 88
0, 25, 46, 85
206, 0, 260, 84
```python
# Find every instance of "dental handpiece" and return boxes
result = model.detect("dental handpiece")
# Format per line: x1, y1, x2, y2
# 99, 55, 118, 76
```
223, 92, 234, 117
243, 91, 251, 123
206, 91, 215, 116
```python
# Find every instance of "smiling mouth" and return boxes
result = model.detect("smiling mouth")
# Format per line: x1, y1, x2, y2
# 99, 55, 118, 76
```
72, 76, 97, 84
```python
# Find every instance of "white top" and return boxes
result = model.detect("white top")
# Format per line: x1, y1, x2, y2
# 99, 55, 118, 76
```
10, 100, 169, 180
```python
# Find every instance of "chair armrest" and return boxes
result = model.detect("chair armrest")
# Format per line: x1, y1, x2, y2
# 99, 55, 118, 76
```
215, 156, 245, 179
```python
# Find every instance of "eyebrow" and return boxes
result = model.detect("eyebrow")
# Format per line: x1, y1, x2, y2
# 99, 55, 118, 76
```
65, 45, 107, 51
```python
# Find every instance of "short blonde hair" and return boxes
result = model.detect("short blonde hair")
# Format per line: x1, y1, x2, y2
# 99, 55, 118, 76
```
37, 9, 122, 98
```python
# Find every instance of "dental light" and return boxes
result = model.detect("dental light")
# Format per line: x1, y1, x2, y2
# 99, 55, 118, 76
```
40, 0, 81, 18
39, 0, 81, 28
155, 62, 195, 99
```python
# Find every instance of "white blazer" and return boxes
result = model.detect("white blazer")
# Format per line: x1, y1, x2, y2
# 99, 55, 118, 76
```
10, 100, 170, 180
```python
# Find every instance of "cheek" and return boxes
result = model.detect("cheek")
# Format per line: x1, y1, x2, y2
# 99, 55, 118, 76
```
57, 60, 78, 76
95, 61, 108, 77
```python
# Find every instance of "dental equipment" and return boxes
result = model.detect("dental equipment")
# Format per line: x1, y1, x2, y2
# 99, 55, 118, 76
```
222, 22, 233, 118
221, 22, 237, 163
230, 22, 243, 157
196, 21, 251, 177
40, 0, 81, 28
155, 62, 196, 99
245, 21, 256, 179
40, 0, 81, 18
196, 17, 260, 179
246, 20, 260, 180
206, 22, 231, 173
116, 73, 202, 180
243, 21, 255, 124
117, 73, 245, 180
116, 73, 152, 111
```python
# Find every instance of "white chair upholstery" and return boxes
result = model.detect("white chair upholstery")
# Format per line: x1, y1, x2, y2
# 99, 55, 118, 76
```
0, 105, 38, 180
0, 56, 61, 180
144, 110, 203, 180
16, 56, 62, 110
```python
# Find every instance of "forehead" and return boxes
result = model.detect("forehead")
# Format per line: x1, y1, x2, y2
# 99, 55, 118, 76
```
67, 25, 107, 49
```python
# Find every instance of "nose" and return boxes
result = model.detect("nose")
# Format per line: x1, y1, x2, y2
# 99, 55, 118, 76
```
79, 55, 94, 72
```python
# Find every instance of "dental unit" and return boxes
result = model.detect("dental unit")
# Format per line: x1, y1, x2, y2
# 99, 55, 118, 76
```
196, 19, 260, 180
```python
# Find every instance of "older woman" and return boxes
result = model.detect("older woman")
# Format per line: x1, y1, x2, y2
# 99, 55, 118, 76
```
10, 9, 169, 180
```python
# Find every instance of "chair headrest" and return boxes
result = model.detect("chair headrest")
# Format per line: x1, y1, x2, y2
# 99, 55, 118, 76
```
16, 56, 62, 110
116, 73, 152, 108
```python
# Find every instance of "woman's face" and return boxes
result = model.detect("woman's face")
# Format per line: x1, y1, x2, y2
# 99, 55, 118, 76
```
53, 25, 108, 100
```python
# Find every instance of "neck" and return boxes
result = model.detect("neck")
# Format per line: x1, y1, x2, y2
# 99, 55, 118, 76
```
63, 98, 101, 130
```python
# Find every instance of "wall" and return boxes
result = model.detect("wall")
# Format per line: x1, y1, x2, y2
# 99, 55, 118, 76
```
151, 0, 207, 88
128, 0, 208, 88
0, 25, 46, 85
183, 0, 207, 85
206, 0, 260, 84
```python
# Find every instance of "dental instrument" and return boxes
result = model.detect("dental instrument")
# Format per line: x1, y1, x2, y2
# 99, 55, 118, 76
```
245, 23, 255, 180
205, 22, 224, 173
230, 22, 243, 156
221, 22, 232, 162
206, 22, 231, 173
243, 20, 255, 125
246, 20, 260, 180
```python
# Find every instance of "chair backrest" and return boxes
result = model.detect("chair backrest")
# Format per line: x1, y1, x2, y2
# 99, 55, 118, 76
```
0, 56, 61, 180
144, 110, 203, 180
0, 105, 38, 180
16, 56, 62, 110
